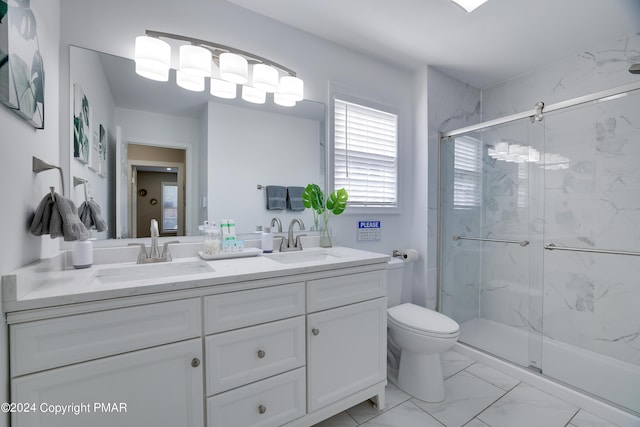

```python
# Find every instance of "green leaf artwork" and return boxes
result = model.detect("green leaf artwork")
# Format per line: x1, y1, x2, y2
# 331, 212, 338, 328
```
73, 84, 90, 163
0, 0, 45, 128
0, 1, 7, 23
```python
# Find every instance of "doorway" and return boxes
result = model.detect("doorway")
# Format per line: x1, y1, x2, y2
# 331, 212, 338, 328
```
128, 144, 186, 238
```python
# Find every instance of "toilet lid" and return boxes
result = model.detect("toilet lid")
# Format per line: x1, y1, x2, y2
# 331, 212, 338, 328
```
388, 303, 459, 336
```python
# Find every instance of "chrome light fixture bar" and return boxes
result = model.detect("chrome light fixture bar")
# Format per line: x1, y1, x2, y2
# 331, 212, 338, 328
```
134, 30, 303, 106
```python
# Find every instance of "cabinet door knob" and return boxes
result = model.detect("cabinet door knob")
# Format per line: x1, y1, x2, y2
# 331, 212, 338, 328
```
258, 404, 267, 414
312, 328, 320, 336
257, 350, 266, 359
191, 358, 200, 368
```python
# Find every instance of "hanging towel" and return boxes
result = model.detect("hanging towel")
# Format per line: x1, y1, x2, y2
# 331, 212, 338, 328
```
286, 186, 306, 211
266, 186, 287, 210
79, 199, 108, 232
30, 194, 54, 236
30, 193, 89, 241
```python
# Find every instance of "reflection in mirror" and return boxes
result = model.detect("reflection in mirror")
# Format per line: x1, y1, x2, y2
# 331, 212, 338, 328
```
69, 46, 326, 240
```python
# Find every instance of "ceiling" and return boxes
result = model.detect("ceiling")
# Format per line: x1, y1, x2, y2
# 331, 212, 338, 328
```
226, 0, 640, 88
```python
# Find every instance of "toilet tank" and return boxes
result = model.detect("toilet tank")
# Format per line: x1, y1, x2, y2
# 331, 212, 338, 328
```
387, 258, 405, 308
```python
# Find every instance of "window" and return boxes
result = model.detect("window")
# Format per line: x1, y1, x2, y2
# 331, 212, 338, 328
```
161, 182, 178, 233
453, 136, 481, 209
334, 98, 398, 208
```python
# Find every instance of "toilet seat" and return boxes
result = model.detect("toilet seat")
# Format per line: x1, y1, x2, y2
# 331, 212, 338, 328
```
388, 303, 459, 338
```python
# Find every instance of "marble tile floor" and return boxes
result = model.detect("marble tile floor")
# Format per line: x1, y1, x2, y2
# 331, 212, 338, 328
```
312, 350, 621, 427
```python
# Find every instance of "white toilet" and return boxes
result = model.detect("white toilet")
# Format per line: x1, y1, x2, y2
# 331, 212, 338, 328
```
386, 258, 459, 402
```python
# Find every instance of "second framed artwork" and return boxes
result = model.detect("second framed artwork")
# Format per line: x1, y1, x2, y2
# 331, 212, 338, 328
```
73, 82, 106, 177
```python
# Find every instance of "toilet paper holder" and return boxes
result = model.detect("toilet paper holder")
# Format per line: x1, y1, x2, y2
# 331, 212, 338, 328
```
392, 249, 419, 261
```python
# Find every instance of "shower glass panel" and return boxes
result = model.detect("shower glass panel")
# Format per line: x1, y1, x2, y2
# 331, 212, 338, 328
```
541, 89, 640, 414
440, 119, 544, 369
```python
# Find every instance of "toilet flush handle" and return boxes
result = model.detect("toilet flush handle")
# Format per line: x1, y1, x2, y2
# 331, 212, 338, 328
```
312, 328, 319, 336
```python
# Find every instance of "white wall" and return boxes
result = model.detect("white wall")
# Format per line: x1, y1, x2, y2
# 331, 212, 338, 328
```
0, 1, 60, 426
59, 0, 416, 257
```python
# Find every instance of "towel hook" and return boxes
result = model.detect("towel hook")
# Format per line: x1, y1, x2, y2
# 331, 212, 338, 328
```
73, 176, 89, 202
33, 156, 65, 197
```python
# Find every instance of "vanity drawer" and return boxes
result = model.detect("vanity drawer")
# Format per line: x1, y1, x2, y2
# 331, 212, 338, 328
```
207, 367, 305, 427
11, 298, 201, 376
307, 270, 386, 312
204, 282, 305, 334
206, 316, 305, 395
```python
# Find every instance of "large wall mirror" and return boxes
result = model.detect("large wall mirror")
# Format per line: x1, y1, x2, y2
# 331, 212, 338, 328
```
69, 46, 326, 240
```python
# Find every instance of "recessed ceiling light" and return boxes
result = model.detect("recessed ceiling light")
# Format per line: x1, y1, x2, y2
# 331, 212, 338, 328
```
450, 0, 488, 12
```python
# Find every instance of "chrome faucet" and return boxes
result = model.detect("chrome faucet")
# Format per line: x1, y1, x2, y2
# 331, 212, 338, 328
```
129, 219, 179, 263
270, 217, 283, 233
281, 218, 306, 252
149, 219, 160, 259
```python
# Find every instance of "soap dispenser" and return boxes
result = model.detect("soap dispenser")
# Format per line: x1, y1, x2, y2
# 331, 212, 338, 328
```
261, 226, 274, 253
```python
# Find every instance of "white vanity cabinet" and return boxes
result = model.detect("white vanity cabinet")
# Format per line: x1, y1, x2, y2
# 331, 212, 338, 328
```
306, 272, 387, 414
204, 283, 307, 427
5, 249, 389, 427
12, 339, 203, 427
9, 298, 204, 427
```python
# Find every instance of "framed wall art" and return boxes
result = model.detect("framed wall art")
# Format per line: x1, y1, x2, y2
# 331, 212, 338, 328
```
0, 0, 45, 129
73, 83, 89, 163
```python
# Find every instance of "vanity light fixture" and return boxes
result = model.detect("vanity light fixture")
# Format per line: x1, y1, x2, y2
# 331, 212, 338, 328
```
274, 92, 296, 107
210, 78, 237, 99
450, 0, 489, 12
176, 70, 205, 92
242, 85, 266, 104
179, 44, 211, 77
134, 30, 303, 106
134, 36, 171, 81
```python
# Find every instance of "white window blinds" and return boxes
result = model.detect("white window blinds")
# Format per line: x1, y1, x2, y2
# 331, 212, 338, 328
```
453, 136, 481, 209
334, 99, 398, 208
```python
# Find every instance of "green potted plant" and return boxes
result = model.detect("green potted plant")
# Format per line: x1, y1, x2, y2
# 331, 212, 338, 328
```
302, 184, 348, 247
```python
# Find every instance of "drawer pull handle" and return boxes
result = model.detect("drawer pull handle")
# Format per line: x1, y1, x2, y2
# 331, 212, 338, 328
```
257, 350, 266, 359
191, 358, 200, 368
258, 404, 267, 414
312, 328, 320, 336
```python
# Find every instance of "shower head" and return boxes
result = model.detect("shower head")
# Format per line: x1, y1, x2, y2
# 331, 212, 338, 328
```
630, 63, 640, 74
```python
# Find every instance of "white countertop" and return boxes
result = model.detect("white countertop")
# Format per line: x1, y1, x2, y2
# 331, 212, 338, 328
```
2, 245, 389, 313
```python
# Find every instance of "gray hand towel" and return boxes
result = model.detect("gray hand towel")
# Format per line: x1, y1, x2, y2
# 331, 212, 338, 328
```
79, 199, 108, 232
287, 186, 306, 211
31, 192, 88, 240
30, 194, 54, 236
56, 196, 89, 241
266, 186, 287, 210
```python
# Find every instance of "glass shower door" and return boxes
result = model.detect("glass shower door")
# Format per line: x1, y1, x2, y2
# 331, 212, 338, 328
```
440, 118, 544, 369
541, 88, 640, 414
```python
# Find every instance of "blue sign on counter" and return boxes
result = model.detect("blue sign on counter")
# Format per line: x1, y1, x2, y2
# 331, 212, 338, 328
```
357, 220, 381, 241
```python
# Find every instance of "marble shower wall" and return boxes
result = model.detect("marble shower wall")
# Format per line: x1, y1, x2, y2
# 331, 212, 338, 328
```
426, 66, 481, 313
541, 91, 640, 367
472, 32, 640, 367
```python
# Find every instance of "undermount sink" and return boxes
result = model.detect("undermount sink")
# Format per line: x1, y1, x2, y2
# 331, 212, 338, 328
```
94, 260, 214, 284
265, 249, 343, 265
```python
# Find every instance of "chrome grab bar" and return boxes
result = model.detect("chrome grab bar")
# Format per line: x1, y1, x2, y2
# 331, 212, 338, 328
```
452, 235, 530, 247
544, 243, 640, 257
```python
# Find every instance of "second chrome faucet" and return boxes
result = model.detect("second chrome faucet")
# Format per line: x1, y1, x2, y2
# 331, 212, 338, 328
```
281, 218, 306, 252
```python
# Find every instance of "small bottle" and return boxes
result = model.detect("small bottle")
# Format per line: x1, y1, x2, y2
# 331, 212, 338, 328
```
228, 219, 237, 241
204, 222, 222, 256
261, 226, 274, 253
72, 239, 93, 269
